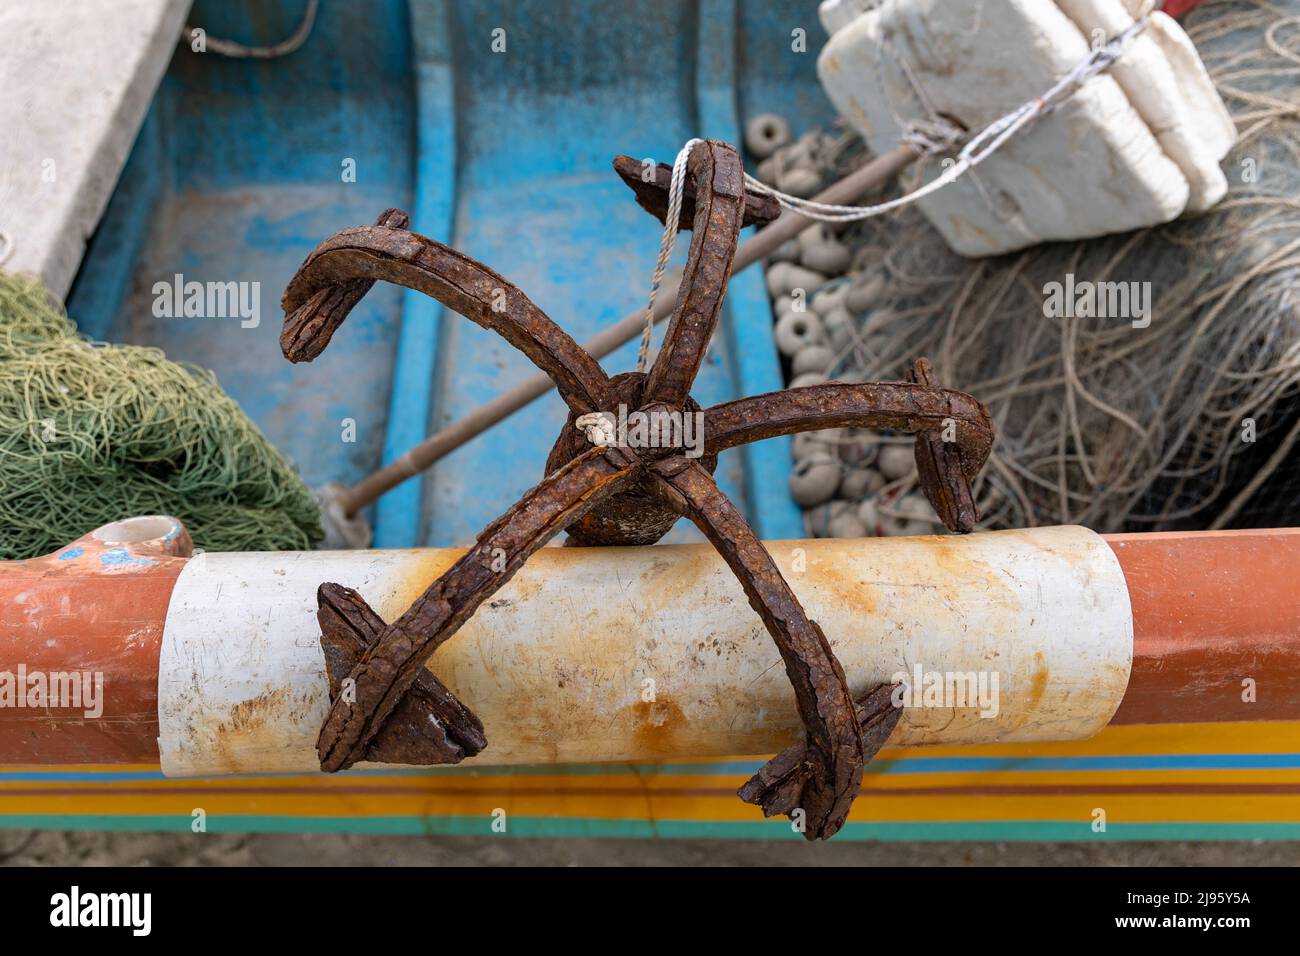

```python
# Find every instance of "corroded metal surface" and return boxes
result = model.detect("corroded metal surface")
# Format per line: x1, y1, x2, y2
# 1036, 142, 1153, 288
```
317, 582, 486, 766
703, 364, 994, 533
639, 141, 745, 406
277, 138, 995, 839
612, 154, 781, 228
738, 683, 901, 820
281, 216, 613, 413
316, 448, 635, 772
545, 372, 718, 547
652, 459, 865, 838
278, 208, 410, 363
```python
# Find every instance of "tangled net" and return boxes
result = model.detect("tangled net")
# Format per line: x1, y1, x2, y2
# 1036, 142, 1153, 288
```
0, 275, 322, 559
826, 0, 1300, 532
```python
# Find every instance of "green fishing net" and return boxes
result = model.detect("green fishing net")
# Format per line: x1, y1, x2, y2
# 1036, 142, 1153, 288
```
0, 274, 323, 559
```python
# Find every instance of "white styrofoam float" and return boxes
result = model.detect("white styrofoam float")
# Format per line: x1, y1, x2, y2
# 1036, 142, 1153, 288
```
817, 0, 1236, 256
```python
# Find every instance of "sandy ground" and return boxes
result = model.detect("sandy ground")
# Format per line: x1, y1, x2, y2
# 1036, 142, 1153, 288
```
2, 831, 1297, 866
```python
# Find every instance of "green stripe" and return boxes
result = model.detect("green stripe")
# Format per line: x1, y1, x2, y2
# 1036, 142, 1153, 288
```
4, 815, 1300, 841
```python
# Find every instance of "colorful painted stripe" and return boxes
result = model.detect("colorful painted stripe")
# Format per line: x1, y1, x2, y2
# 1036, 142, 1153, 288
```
5, 721, 1299, 840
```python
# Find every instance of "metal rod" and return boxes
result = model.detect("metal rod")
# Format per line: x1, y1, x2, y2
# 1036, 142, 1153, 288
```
338, 144, 922, 517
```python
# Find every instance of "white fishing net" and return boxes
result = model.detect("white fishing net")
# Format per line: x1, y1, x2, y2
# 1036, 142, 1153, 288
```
784, 0, 1300, 533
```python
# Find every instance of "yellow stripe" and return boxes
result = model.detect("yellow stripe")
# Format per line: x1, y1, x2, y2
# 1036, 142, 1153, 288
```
4, 720, 1300, 776
879, 721, 1300, 758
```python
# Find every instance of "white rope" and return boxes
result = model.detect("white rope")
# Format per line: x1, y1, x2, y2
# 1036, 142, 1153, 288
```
186, 0, 318, 59
637, 138, 702, 373
743, 14, 1153, 224
900, 117, 965, 156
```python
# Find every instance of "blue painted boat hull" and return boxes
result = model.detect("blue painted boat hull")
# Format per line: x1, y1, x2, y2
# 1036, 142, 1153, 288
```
68, 0, 834, 548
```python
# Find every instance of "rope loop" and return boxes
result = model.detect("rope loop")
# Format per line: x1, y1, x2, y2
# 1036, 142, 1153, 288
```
636, 138, 703, 373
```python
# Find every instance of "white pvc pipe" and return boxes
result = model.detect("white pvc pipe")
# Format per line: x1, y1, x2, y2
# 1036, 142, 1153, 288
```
158, 526, 1133, 776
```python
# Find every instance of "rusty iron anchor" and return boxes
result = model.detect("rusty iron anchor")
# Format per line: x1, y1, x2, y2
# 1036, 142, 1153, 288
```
278, 139, 994, 840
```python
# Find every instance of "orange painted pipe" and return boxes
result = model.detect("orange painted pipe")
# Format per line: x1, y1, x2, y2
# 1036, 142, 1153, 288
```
1, 517, 190, 763
1, 521, 1297, 765
1108, 528, 1300, 725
